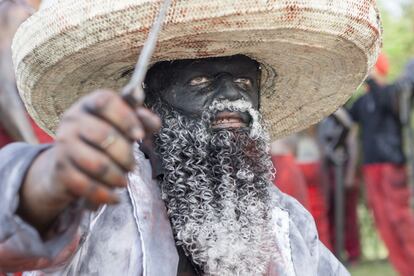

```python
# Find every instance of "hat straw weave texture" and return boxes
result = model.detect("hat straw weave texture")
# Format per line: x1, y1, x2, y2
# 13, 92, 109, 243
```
12, 0, 382, 139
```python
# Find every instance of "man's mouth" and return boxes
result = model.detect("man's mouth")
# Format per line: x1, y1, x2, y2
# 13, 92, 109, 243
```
211, 111, 250, 129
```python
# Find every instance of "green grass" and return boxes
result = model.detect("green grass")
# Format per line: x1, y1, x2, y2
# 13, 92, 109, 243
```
357, 203, 389, 260
349, 261, 396, 276
345, 201, 398, 275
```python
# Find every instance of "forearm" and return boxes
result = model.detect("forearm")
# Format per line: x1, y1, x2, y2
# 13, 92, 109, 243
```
345, 126, 358, 185
0, 143, 81, 273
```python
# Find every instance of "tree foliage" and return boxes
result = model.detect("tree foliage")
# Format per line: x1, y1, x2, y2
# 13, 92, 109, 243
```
380, 1, 414, 80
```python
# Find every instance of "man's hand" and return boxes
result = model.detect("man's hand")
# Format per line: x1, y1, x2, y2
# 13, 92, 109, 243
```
18, 90, 161, 233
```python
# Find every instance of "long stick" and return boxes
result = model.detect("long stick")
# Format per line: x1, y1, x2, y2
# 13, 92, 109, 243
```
121, 0, 173, 108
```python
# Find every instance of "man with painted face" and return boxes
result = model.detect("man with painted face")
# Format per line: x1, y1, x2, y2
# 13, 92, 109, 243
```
0, 0, 380, 275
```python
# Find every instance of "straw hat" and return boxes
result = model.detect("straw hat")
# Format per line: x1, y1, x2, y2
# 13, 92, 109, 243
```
12, 0, 381, 139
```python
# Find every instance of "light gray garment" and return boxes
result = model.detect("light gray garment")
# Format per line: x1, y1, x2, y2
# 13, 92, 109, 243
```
0, 143, 349, 275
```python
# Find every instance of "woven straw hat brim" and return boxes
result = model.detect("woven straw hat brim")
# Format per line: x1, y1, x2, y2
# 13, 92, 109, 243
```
12, 0, 381, 139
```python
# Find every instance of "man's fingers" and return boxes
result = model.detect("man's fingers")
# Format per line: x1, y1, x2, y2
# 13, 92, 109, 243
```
136, 108, 162, 135
55, 158, 119, 205
70, 113, 135, 171
50, 89, 162, 209
65, 139, 128, 189
83, 181, 120, 206
82, 90, 144, 141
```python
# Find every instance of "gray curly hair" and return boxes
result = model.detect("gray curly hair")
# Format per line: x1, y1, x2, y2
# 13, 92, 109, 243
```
152, 99, 277, 275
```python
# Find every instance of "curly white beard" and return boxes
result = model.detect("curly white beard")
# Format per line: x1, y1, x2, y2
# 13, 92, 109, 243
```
152, 99, 277, 275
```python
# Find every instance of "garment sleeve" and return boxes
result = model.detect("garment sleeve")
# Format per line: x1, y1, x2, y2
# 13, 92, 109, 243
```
0, 143, 82, 273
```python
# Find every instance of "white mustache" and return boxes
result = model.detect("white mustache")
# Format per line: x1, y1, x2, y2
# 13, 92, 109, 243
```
209, 99, 264, 139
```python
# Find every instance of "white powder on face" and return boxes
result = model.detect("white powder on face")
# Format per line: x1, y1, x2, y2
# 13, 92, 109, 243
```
209, 99, 266, 140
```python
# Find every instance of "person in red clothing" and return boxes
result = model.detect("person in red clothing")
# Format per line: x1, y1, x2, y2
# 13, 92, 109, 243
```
349, 54, 414, 276
296, 126, 333, 251
271, 135, 309, 209
319, 108, 361, 263
0, 0, 51, 148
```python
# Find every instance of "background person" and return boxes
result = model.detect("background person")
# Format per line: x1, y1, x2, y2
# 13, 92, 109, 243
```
348, 54, 414, 276
319, 108, 361, 264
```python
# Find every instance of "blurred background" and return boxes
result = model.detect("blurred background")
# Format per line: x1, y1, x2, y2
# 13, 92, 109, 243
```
272, 1, 414, 275
380, 0, 414, 80
350, 1, 414, 274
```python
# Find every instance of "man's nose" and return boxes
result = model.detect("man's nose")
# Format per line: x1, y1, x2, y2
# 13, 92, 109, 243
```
216, 74, 243, 101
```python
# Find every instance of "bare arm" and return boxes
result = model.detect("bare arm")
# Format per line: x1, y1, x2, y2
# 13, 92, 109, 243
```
332, 108, 358, 188
344, 124, 358, 188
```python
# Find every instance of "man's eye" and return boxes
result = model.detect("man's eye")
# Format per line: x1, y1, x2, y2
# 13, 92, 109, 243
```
234, 78, 252, 87
189, 76, 210, 86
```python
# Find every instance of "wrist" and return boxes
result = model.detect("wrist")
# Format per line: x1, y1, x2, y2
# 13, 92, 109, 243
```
18, 147, 73, 231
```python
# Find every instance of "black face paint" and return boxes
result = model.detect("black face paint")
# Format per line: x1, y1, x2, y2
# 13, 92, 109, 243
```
145, 54, 261, 120
143, 56, 274, 274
